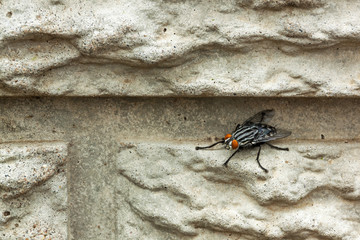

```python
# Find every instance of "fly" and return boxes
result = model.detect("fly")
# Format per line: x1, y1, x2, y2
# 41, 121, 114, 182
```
195, 109, 291, 173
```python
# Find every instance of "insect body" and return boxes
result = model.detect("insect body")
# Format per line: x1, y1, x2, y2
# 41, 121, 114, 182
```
195, 109, 291, 173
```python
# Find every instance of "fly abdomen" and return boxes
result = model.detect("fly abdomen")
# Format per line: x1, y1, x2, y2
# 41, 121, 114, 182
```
253, 125, 277, 142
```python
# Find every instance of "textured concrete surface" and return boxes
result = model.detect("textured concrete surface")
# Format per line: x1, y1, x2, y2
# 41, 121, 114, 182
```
0, 141, 68, 240
117, 141, 360, 239
2, 0, 360, 239
1, 1, 360, 96
0, 98, 359, 239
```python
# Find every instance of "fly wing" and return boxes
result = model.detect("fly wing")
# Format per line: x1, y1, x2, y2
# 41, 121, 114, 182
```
274, 129, 292, 139
242, 109, 275, 126
257, 129, 292, 143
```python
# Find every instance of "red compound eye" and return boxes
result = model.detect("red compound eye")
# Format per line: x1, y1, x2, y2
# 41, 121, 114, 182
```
225, 134, 232, 140
231, 140, 239, 149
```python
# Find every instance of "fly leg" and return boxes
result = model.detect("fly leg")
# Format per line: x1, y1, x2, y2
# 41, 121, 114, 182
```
223, 148, 240, 167
195, 140, 224, 150
259, 111, 265, 123
265, 143, 289, 151
256, 145, 268, 173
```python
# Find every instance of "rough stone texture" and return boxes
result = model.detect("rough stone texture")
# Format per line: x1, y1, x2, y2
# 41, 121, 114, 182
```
0, 141, 68, 240
2, 0, 360, 239
116, 141, 360, 240
1, 97, 360, 239
1, 0, 360, 96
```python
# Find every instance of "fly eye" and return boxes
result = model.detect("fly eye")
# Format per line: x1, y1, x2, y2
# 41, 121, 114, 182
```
231, 140, 239, 149
225, 134, 232, 140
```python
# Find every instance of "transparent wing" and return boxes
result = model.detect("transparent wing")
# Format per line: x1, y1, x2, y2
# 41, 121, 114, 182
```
242, 109, 275, 125
257, 129, 292, 143
274, 129, 292, 139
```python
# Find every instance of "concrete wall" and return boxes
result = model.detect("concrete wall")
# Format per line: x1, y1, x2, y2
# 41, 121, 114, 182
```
1, 1, 360, 239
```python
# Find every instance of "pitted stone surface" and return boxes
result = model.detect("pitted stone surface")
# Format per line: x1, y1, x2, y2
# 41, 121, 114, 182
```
1, 1, 360, 96
0, 141, 68, 240
0, 98, 359, 239
2, 0, 360, 239
117, 141, 360, 239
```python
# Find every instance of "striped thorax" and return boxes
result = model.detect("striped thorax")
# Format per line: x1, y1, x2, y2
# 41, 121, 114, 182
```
195, 109, 291, 173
